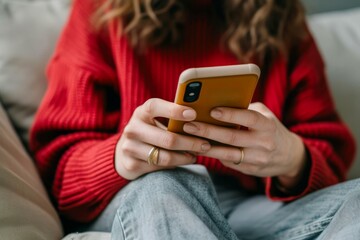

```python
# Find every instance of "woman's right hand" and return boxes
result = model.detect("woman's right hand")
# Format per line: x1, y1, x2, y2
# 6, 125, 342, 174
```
115, 98, 211, 180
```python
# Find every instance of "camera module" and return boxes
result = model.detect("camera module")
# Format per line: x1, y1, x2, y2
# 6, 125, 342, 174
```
184, 82, 202, 102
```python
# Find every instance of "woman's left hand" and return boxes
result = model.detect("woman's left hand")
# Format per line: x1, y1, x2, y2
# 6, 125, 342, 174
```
183, 102, 308, 191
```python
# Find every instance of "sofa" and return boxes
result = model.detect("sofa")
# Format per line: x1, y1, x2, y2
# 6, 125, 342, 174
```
0, 0, 359, 239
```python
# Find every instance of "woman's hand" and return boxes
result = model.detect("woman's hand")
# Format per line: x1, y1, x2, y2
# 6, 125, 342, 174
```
115, 98, 211, 180
183, 102, 308, 191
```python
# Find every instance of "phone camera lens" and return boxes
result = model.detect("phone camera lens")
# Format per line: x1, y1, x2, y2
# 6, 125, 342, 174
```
184, 82, 202, 102
189, 83, 201, 88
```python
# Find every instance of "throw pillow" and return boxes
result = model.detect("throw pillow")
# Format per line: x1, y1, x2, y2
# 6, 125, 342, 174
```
308, 8, 360, 178
0, 0, 70, 146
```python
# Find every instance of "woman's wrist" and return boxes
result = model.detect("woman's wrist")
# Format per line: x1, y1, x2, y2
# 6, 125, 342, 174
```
276, 133, 309, 194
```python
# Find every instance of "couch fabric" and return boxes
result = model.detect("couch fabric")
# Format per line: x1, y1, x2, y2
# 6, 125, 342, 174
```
308, 8, 360, 179
0, 102, 63, 239
303, 0, 360, 14
0, 0, 70, 146
0, 1, 360, 239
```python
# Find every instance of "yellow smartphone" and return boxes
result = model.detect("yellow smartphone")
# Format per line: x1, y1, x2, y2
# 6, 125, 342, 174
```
168, 64, 260, 134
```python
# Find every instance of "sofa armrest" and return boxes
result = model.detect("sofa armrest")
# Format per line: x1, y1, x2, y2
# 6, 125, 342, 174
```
0, 102, 63, 240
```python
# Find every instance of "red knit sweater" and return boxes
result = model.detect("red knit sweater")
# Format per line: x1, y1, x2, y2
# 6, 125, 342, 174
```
30, 0, 355, 222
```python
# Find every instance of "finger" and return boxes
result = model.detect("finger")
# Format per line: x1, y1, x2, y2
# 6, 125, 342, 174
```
210, 106, 270, 131
124, 120, 211, 153
219, 160, 266, 177
199, 146, 275, 177
183, 121, 256, 148
120, 156, 161, 179
122, 139, 197, 167
154, 119, 167, 130
248, 102, 276, 118
204, 145, 271, 166
197, 145, 250, 165
137, 98, 196, 123
194, 145, 263, 176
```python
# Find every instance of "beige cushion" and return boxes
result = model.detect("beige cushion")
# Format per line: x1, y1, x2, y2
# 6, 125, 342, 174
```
0, 102, 63, 239
308, 8, 360, 179
0, 0, 70, 146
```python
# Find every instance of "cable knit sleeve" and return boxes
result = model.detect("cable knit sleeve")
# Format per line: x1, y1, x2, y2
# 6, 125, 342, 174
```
265, 37, 356, 201
30, 0, 128, 222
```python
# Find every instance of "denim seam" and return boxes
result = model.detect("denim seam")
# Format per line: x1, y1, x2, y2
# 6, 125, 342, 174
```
281, 217, 332, 240
115, 190, 131, 240
116, 211, 128, 240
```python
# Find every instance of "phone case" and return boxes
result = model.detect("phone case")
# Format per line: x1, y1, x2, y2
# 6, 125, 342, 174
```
167, 64, 260, 134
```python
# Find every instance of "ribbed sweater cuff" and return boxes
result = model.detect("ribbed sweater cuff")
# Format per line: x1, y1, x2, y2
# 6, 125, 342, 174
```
265, 139, 331, 202
57, 133, 129, 222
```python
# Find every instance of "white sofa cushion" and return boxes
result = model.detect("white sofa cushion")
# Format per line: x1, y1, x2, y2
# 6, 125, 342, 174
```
0, 0, 70, 145
308, 8, 360, 179
0, 102, 63, 239
303, 0, 360, 14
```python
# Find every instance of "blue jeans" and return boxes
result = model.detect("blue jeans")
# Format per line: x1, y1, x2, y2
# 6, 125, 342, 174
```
86, 165, 360, 239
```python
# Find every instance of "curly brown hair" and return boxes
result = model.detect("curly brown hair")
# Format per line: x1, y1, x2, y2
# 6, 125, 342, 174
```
94, 0, 308, 64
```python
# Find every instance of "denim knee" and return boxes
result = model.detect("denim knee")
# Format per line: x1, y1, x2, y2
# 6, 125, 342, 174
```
121, 166, 215, 204
111, 166, 237, 240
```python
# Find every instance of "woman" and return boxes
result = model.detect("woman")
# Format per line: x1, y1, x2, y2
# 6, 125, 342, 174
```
31, 0, 359, 239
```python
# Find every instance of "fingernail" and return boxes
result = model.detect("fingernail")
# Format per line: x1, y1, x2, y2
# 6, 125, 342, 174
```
201, 143, 211, 152
183, 123, 198, 133
183, 109, 196, 119
211, 109, 222, 119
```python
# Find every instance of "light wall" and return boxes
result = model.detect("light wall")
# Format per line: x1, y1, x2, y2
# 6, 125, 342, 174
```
303, 0, 360, 14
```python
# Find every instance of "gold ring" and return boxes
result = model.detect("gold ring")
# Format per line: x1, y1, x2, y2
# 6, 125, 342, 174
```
147, 146, 160, 165
233, 148, 244, 165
